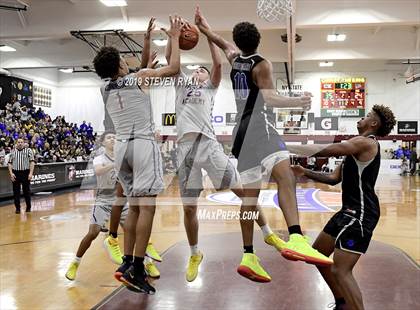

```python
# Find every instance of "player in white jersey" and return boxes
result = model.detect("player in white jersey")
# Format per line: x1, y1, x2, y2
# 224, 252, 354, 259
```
65, 131, 128, 281
167, 18, 287, 283
93, 16, 183, 294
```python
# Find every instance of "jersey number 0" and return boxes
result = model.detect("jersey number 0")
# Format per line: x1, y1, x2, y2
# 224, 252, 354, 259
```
233, 72, 250, 100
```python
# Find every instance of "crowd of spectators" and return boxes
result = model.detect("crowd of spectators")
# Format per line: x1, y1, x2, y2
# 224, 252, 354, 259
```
0, 103, 97, 166
384, 145, 414, 160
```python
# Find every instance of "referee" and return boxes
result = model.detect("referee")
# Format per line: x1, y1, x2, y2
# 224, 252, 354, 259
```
8, 138, 35, 214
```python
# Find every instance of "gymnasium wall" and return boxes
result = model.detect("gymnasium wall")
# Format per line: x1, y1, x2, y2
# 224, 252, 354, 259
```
9, 63, 420, 139
154, 67, 420, 137
8, 69, 104, 131
55, 72, 104, 131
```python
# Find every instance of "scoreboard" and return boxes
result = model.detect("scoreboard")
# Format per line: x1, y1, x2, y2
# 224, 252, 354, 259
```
321, 77, 365, 117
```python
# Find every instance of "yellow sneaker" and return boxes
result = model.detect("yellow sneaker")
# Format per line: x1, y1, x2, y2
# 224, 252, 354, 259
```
264, 233, 287, 251
103, 236, 123, 265
145, 261, 160, 279
186, 252, 203, 282
146, 242, 162, 262
65, 261, 79, 281
237, 253, 271, 283
281, 233, 333, 266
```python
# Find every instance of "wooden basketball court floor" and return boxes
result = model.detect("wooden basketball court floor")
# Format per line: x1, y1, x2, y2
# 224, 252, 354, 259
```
0, 175, 418, 309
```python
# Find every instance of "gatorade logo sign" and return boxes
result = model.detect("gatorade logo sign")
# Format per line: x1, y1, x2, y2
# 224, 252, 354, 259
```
315, 117, 338, 130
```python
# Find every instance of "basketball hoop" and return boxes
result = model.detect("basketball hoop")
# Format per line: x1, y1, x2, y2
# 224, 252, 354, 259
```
257, 0, 294, 22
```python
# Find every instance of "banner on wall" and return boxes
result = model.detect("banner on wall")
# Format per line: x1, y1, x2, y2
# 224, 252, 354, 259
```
162, 113, 225, 127
226, 113, 237, 126
397, 121, 418, 134
276, 79, 305, 97
162, 113, 176, 126
276, 110, 308, 129
33, 85, 52, 107
320, 77, 365, 118
0, 76, 33, 109
0, 162, 97, 198
275, 79, 309, 131
314, 117, 339, 131
10, 77, 33, 108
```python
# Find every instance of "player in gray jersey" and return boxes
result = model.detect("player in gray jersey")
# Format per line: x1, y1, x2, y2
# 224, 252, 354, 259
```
93, 16, 183, 294
65, 131, 128, 281
167, 17, 286, 283
103, 19, 162, 281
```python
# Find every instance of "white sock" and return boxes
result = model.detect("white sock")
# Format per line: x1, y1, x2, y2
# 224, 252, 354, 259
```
190, 244, 199, 256
260, 224, 273, 238
74, 256, 81, 264
144, 256, 152, 264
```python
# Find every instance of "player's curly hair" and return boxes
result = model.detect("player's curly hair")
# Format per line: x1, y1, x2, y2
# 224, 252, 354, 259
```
372, 104, 396, 137
93, 47, 121, 79
233, 22, 261, 54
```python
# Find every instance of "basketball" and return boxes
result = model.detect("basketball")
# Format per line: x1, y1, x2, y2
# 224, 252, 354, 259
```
179, 25, 199, 50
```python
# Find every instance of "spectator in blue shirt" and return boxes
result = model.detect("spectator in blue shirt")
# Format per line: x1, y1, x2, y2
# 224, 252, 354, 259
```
79, 121, 88, 132
394, 146, 404, 159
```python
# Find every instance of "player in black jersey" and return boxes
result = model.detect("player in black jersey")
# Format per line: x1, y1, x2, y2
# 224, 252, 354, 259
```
288, 105, 396, 310
195, 6, 333, 283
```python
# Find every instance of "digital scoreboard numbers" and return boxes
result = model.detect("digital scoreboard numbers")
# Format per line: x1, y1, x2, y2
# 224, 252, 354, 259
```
321, 77, 365, 117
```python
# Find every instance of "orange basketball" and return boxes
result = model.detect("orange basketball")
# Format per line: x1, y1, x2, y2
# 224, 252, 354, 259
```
179, 25, 199, 50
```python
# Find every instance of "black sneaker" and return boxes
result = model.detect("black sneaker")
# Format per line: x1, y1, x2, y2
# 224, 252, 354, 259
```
114, 257, 132, 282
15, 209, 21, 214
26, 208, 31, 213
120, 265, 156, 295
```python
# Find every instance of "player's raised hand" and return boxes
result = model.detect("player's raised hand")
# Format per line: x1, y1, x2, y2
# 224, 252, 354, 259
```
299, 95, 312, 110
179, 17, 192, 30
293, 92, 312, 110
147, 50, 159, 68
195, 5, 210, 31
144, 17, 156, 39
290, 165, 305, 177
161, 15, 183, 38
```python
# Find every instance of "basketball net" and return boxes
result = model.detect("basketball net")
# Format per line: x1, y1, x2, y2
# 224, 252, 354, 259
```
256, 0, 294, 22
257, 0, 299, 117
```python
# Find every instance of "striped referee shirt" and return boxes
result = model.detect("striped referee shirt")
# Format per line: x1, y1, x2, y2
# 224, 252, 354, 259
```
9, 148, 34, 171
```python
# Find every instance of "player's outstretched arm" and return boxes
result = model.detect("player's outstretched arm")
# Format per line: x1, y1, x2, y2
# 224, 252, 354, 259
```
195, 5, 239, 64
287, 136, 372, 158
140, 17, 155, 69
254, 60, 312, 110
165, 32, 172, 64
291, 164, 342, 185
208, 38, 222, 87
137, 15, 182, 80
